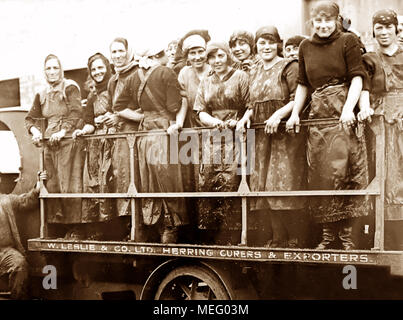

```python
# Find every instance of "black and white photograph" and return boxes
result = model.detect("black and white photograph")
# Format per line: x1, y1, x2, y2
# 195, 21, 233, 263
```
0, 0, 403, 306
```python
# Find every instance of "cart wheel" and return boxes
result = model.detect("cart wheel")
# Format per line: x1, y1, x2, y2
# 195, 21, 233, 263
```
154, 265, 230, 300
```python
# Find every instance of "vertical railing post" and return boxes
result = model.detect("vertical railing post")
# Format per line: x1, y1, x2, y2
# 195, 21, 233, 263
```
373, 116, 385, 250
39, 118, 47, 239
126, 134, 138, 241
238, 129, 250, 246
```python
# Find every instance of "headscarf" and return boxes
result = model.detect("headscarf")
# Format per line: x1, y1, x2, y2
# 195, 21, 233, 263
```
372, 9, 399, 36
310, 0, 340, 18
110, 37, 136, 75
285, 35, 306, 48
182, 34, 207, 55
206, 41, 234, 72
176, 29, 211, 61
229, 30, 255, 53
255, 25, 282, 44
44, 54, 64, 86
87, 52, 112, 94
309, 1, 342, 45
254, 26, 283, 57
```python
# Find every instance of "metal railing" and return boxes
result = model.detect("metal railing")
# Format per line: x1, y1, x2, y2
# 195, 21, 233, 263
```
37, 117, 386, 249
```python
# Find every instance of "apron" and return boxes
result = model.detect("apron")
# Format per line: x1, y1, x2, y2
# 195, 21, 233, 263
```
249, 59, 307, 211
136, 67, 188, 227
41, 89, 85, 224
307, 84, 370, 224
111, 75, 139, 217
197, 109, 242, 231
82, 91, 115, 222
370, 51, 403, 221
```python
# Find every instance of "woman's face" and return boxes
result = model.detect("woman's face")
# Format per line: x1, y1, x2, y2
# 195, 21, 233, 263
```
208, 49, 229, 75
231, 39, 252, 62
312, 15, 337, 38
187, 47, 207, 69
284, 45, 299, 60
166, 42, 177, 59
45, 58, 61, 83
256, 37, 278, 62
374, 23, 397, 47
110, 41, 128, 68
90, 58, 107, 83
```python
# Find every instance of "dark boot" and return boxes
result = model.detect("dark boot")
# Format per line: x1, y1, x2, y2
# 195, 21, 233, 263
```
339, 226, 355, 250
316, 224, 336, 250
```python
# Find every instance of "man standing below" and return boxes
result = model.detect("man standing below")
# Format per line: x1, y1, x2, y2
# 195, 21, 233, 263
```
360, 9, 403, 250
0, 173, 44, 299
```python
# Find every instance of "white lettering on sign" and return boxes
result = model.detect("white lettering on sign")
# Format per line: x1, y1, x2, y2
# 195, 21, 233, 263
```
39, 242, 372, 265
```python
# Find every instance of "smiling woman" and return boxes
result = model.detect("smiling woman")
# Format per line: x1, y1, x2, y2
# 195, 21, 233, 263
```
24, 54, 85, 235
72, 53, 114, 240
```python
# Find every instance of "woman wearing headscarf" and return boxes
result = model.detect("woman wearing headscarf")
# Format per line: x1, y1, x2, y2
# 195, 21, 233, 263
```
359, 9, 403, 250
194, 42, 250, 245
178, 33, 210, 127
102, 38, 143, 236
72, 52, 114, 240
229, 30, 259, 72
25, 54, 85, 237
237, 26, 307, 248
286, 1, 372, 250
172, 29, 211, 75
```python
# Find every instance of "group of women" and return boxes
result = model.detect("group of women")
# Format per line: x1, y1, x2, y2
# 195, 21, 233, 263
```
24, 0, 403, 251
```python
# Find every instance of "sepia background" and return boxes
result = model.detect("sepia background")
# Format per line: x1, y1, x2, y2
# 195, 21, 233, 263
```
0, 0, 402, 106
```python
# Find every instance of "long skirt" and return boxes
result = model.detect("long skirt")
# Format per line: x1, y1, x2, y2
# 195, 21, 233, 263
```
250, 126, 307, 211
111, 121, 138, 217
197, 129, 241, 230
307, 84, 370, 224
81, 126, 114, 222
137, 115, 188, 227
44, 139, 85, 223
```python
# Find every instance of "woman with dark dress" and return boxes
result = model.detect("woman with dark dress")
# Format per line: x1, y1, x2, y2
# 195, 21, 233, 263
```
102, 38, 143, 240
286, 1, 372, 250
360, 9, 403, 250
25, 54, 85, 238
194, 42, 250, 245
72, 53, 114, 240
237, 26, 307, 248
113, 56, 189, 244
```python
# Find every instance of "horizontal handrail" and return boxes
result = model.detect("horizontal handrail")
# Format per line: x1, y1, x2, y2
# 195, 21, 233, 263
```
40, 189, 379, 198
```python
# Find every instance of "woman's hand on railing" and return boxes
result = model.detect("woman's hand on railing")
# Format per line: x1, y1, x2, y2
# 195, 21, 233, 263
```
285, 113, 300, 133
104, 113, 120, 127
31, 128, 43, 146
213, 119, 225, 129
49, 129, 66, 144
224, 119, 238, 129
167, 123, 183, 135
339, 110, 356, 133
94, 114, 107, 126
236, 118, 250, 133
72, 129, 84, 139
357, 106, 374, 123
264, 113, 282, 134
